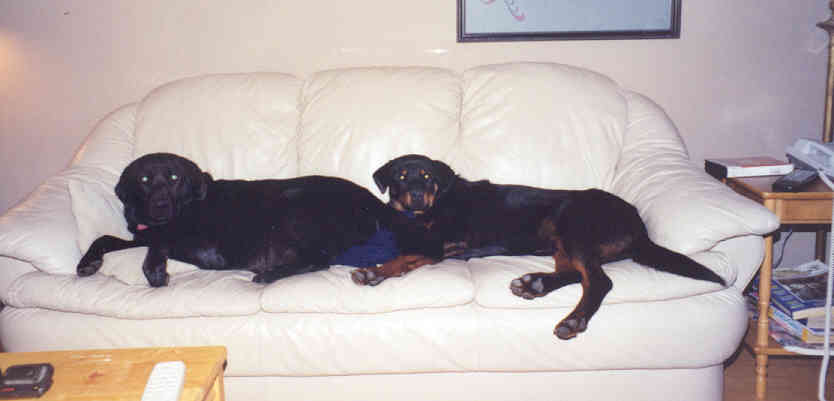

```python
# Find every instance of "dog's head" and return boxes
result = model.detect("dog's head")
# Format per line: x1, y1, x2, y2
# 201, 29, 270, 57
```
373, 154, 456, 214
115, 153, 211, 232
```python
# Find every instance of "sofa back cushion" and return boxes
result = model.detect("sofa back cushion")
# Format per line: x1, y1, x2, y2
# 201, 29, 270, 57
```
296, 63, 626, 197
454, 63, 626, 190
297, 67, 461, 198
133, 73, 303, 180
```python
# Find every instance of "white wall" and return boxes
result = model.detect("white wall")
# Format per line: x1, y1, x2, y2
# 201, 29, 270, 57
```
0, 0, 829, 265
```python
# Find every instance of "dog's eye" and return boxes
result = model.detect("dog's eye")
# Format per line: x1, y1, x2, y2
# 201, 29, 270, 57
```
140, 176, 149, 183
170, 174, 178, 181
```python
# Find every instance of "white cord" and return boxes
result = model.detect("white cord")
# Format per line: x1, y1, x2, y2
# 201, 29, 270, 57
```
815, 170, 834, 401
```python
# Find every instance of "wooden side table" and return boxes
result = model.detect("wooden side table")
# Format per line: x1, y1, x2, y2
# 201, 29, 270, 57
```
724, 176, 834, 401
0, 346, 227, 401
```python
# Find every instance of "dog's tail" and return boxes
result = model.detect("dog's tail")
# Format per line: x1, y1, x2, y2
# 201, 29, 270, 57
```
632, 240, 726, 286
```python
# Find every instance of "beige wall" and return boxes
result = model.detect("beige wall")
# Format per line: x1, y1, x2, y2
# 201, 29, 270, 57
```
0, 0, 829, 264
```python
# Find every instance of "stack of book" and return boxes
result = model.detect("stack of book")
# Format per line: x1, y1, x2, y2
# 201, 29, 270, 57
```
747, 260, 834, 351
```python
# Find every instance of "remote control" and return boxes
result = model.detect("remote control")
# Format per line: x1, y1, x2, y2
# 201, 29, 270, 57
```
772, 169, 819, 192
140, 361, 185, 401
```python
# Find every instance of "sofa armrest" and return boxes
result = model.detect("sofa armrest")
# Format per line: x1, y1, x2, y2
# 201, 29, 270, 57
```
611, 91, 779, 255
0, 168, 91, 276
0, 103, 136, 279
0, 257, 36, 303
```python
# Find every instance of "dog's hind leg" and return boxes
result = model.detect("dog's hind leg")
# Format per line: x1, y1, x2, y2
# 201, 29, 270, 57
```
510, 239, 613, 340
552, 257, 612, 340
248, 242, 330, 284
510, 271, 582, 299
252, 263, 328, 284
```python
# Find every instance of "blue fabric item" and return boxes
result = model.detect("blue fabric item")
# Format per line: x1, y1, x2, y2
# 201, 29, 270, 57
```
330, 210, 419, 267
329, 228, 400, 267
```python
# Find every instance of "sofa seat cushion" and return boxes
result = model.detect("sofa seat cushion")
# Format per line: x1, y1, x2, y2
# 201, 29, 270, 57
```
260, 260, 473, 313
4, 259, 475, 318
0, 290, 747, 376
4, 245, 474, 319
4, 269, 262, 319
470, 253, 733, 309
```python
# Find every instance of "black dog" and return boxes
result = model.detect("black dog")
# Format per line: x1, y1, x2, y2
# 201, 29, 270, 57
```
76, 152, 396, 287
352, 154, 725, 339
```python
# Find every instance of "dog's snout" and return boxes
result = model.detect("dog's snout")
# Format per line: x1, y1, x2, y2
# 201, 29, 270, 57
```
152, 198, 171, 208
146, 190, 175, 222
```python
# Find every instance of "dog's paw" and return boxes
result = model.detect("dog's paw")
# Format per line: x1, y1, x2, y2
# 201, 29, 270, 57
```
351, 268, 386, 286
145, 271, 169, 287
76, 257, 103, 277
554, 316, 588, 340
510, 273, 551, 299
252, 272, 277, 284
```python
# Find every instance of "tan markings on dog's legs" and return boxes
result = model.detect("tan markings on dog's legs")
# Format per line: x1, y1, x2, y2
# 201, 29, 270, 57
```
351, 255, 436, 286
553, 257, 591, 339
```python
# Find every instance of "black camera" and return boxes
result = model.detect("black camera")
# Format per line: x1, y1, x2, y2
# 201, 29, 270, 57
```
0, 363, 53, 399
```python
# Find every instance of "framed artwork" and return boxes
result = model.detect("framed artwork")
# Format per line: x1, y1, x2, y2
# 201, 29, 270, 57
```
457, 0, 681, 42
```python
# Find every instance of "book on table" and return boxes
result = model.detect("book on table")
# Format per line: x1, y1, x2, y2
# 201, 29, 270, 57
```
768, 301, 833, 344
704, 156, 793, 179
751, 260, 834, 320
746, 295, 834, 350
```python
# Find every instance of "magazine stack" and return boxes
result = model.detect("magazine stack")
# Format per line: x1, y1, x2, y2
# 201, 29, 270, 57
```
747, 260, 834, 352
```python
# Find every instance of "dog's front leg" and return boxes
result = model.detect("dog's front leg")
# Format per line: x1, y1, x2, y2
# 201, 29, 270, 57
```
351, 254, 437, 286
77, 235, 143, 277
142, 245, 170, 287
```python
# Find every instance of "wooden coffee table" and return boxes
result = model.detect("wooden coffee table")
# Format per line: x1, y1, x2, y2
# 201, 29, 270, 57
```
0, 346, 226, 401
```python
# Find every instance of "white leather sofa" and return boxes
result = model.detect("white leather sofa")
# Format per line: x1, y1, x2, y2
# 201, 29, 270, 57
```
0, 62, 778, 401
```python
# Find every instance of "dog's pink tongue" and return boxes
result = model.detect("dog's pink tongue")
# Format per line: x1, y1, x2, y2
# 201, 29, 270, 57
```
137, 224, 148, 231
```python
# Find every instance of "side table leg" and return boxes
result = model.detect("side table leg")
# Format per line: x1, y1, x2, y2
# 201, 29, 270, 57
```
817, 230, 827, 261
755, 234, 775, 400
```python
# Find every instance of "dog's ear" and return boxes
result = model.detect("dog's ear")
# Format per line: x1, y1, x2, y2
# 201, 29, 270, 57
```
114, 176, 140, 228
432, 159, 457, 196
115, 176, 131, 204
174, 156, 210, 202
373, 160, 394, 194
194, 172, 211, 200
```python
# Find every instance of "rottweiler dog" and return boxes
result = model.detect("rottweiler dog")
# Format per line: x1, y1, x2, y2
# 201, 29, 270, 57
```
352, 154, 725, 339
76, 152, 398, 286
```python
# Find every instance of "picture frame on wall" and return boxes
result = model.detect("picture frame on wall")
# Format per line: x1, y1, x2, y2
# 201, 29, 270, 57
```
457, 0, 682, 42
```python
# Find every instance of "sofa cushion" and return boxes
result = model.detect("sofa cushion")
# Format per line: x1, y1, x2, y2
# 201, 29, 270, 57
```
297, 67, 461, 199
4, 269, 262, 319
4, 256, 475, 318
69, 179, 131, 254
453, 62, 626, 190
261, 259, 474, 314
470, 252, 732, 309
0, 168, 106, 275
0, 289, 748, 376
133, 73, 303, 180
